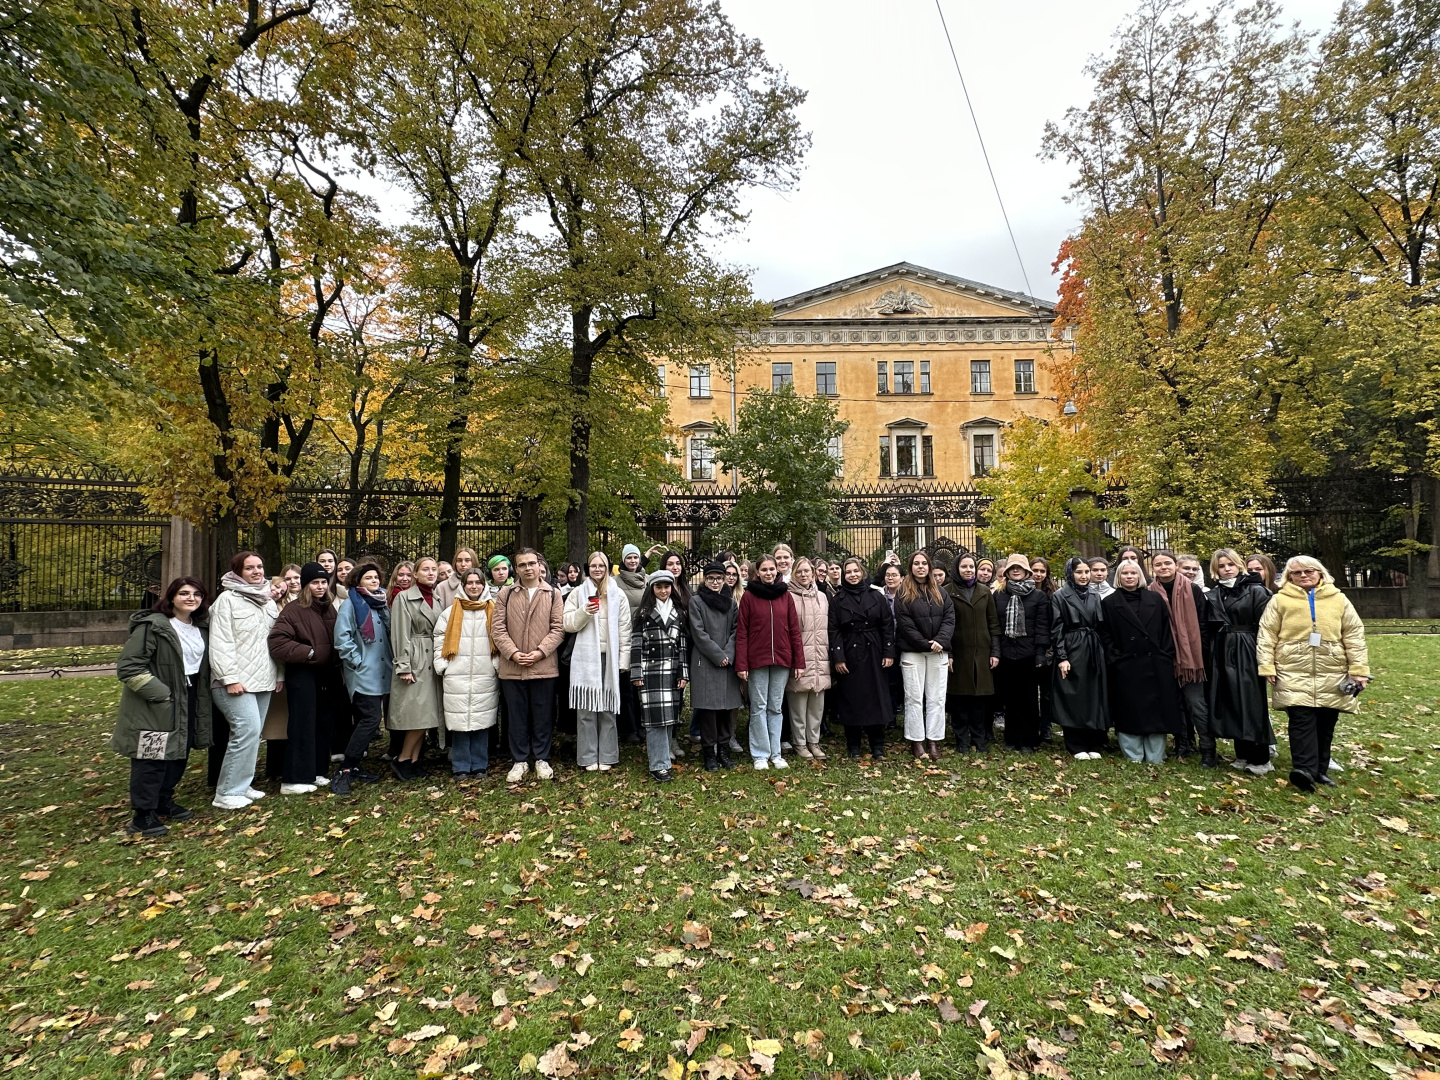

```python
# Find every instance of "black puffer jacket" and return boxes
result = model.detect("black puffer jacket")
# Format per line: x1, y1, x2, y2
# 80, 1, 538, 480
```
993, 586, 1052, 663
894, 589, 956, 654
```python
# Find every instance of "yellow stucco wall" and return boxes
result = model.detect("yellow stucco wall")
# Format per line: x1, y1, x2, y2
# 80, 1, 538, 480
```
660, 264, 1070, 487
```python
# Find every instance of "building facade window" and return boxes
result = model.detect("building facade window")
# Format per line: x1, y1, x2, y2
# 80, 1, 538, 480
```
878, 436, 891, 477
1014, 359, 1035, 394
656, 364, 666, 396
689, 433, 714, 480
815, 361, 837, 396
827, 435, 844, 476
876, 361, 888, 394
893, 361, 914, 395
895, 434, 918, 477
972, 433, 996, 477
772, 362, 793, 390
919, 360, 931, 394
971, 360, 992, 395
922, 434, 934, 477
689, 364, 710, 398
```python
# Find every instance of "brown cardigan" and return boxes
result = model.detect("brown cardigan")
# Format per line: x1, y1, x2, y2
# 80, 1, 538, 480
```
491, 582, 565, 680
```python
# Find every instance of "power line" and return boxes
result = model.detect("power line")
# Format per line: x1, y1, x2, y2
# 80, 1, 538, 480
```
933, 0, 1035, 301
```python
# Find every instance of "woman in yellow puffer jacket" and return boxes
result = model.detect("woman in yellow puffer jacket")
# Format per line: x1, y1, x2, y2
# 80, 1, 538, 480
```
1256, 555, 1369, 793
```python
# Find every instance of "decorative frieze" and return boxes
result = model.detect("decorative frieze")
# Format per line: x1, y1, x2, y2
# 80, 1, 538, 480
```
747, 323, 1067, 346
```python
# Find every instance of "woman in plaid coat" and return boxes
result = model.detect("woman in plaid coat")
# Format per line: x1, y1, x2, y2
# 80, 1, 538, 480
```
630, 570, 689, 783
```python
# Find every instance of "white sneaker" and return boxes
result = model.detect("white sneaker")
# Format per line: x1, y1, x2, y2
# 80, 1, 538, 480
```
1246, 761, 1275, 775
597, 763, 612, 772
770, 756, 788, 769
1074, 753, 1088, 761
280, 783, 317, 795
1230, 758, 1248, 770
330, 753, 345, 763
245, 787, 266, 800
535, 760, 554, 780
753, 758, 769, 771
728, 737, 743, 752
584, 763, 599, 772
670, 740, 685, 759
312, 775, 330, 787
780, 740, 792, 752
212, 795, 252, 810
1327, 758, 1344, 773
506, 762, 528, 783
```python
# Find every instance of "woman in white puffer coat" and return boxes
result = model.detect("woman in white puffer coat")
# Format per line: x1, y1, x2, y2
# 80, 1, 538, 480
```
433, 569, 501, 777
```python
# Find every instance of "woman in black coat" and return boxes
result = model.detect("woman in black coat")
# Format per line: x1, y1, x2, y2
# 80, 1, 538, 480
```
991, 554, 1052, 753
827, 558, 897, 759
1099, 559, 1184, 764
1204, 548, 1275, 772
945, 553, 1000, 752
1051, 558, 1109, 758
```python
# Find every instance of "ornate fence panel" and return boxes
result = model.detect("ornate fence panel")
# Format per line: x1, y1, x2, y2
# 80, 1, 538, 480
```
651, 484, 992, 575
268, 484, 520, 570
0, 467, 165, 611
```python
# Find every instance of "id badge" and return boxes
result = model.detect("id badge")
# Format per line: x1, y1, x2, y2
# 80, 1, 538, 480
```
1309, 631, 1323, 647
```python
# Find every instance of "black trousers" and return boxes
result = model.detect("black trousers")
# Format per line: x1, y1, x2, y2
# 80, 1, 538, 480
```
342, 692, 386, 770
694, 708, 734, 747
131, 682, 197, 811
329, 677, 354, 757
844, 725, 886, 755
997, 659, 1040, 749
950, 695, 992, 749
1037, 663, 1054, 741
617, 680, 641, 741
1062, 726, 1107, 754
502, 677, 557, 763
284, 664, 334, 784
1286, 706, 1338, 779
207, 707, 229, 788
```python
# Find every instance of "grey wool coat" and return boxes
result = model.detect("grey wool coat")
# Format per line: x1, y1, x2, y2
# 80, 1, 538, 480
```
113, 611, 213, 761
687, 592, 744, 711
388, 584, 443, 739
630, 604, 690, 730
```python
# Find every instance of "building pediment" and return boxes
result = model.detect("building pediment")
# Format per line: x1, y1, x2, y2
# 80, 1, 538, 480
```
771, 262, 1053, 322
961, 416, 1005, 429
885, 417, 929, 429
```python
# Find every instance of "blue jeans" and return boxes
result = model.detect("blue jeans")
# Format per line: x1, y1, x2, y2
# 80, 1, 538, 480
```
212, 688, 273, 799
449, 730, 490, 774
746, 666, 789, 761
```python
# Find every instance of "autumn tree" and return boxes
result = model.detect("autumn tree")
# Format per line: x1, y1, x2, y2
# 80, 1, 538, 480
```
709, 384, 848, 559
1045, 0, 1311, 550
976, 416, 1102, 564
469, 0, 807, 562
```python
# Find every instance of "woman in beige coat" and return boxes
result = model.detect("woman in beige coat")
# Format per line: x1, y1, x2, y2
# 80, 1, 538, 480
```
389, 556, 444, 780
1256, 555, 1369, 793
786, 558, 832, 760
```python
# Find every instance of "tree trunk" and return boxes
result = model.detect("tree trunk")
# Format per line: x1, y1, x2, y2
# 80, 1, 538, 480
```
1429, 474, 1440, 583
566, 319, 597, 564
516, 496, 541, 551
214, 510, 240, 583
255, 519, 283, 576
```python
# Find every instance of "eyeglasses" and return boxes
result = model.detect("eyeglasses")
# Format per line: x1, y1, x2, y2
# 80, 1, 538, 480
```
1290, 568, 1320, 576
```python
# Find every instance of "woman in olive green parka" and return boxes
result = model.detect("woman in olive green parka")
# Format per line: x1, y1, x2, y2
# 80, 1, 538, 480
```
114, 578, 214, 836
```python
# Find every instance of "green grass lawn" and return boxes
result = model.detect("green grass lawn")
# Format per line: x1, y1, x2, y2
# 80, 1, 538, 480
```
1, 637, 1438, 1080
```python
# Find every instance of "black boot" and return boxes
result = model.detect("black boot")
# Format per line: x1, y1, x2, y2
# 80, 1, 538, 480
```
1200, 749, 1218, 769
158, 800, 194, 822
330, 768, 353, 795
716, 745, 734, 770
127, 810, 168, 838
703, 746, 720, 772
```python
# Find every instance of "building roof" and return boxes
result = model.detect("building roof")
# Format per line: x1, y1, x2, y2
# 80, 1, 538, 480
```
771, 261, 1055, 317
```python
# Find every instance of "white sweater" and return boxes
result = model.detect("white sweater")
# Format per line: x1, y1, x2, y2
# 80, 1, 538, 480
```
208, 589, 282, 691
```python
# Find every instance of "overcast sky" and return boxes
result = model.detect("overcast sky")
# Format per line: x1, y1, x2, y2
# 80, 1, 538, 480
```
713, 0, 1346, 304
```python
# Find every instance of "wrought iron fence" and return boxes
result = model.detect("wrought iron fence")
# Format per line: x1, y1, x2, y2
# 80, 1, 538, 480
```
0, 467, 165, 611
0, 467, 1422, 610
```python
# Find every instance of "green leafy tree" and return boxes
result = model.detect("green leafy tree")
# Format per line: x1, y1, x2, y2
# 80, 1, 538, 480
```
976, 417, 1102, 564
709, 385, 847, 558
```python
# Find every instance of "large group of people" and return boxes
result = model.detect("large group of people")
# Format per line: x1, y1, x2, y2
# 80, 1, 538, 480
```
112, 538, 1371, 838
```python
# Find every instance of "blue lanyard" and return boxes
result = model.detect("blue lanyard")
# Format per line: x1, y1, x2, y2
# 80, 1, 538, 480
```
1308, 589, 1316, 624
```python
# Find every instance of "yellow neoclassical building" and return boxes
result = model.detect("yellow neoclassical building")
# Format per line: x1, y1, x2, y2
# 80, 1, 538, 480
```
660, 262, 1069, 487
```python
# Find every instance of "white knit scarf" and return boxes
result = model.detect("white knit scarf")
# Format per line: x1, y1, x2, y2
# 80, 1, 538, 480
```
568, 579, 622, 714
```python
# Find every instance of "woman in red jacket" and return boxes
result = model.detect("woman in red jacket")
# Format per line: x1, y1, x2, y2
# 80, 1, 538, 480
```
736, 554, 804, 771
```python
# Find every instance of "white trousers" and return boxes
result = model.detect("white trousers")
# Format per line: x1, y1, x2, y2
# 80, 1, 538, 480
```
901, 650, 948, 741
